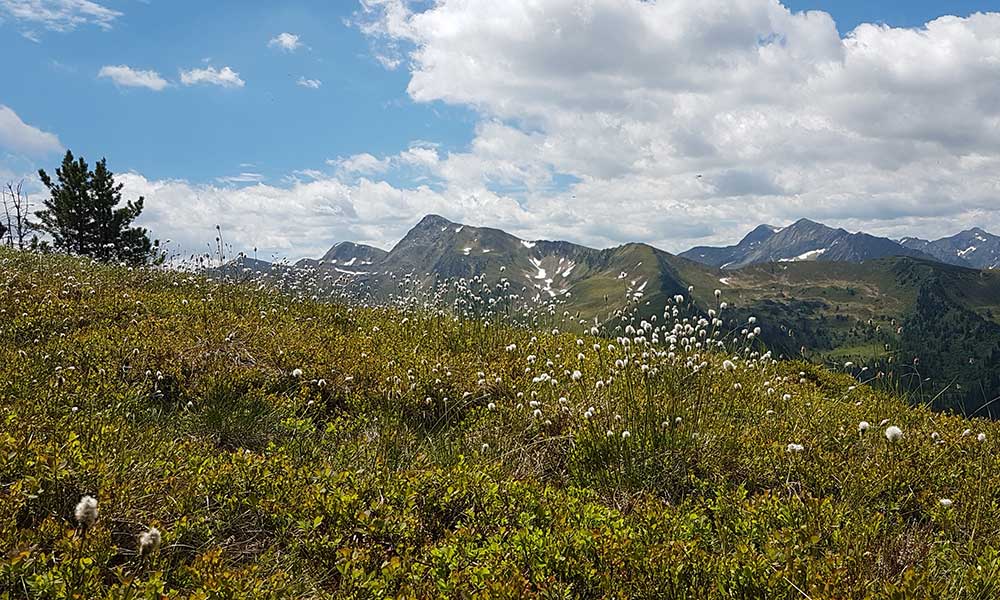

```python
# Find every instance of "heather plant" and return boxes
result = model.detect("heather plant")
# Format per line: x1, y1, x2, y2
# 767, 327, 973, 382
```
3, 247, 1000, 598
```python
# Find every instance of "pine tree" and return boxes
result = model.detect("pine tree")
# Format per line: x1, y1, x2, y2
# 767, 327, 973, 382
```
36, 150, 160, 265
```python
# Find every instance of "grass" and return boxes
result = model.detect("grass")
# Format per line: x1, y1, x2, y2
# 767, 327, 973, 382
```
3, 247, 1000, 598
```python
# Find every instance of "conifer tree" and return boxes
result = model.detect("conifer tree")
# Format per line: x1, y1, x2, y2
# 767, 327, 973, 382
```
36, 150, 160, 264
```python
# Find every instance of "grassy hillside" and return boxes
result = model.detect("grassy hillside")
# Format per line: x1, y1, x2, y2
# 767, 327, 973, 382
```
229, 218, 1000, 415
712, 258, 1000, 414
4, 248, 1000, 598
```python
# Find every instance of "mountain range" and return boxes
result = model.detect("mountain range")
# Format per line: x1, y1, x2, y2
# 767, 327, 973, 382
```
281, 216, 1000, 277
678, 218, 939, 269
230, 215, 1000, 415
900, 228, 1000, 270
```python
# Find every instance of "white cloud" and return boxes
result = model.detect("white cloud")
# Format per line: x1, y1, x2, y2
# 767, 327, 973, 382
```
98, 65, 168, 91
180, 66, 245, 89
216, 172, 264, 185
343, 1, 1000, 249
328, 153, 390, 176
268, 32, 302, 52
119, 2, 1000, 259
297, 77, 322, 89
0, 104, 62, 157
0, 0, 121, 32
121, 172, 481, 260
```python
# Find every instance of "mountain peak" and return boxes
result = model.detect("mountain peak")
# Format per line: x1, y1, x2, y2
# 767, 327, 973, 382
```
319, 240, 388, 264
738, 224, 779, 246
681, 218, 936, 269
789, 217, 825, 229
964, 227, 994, 238
415, 214, 455, 230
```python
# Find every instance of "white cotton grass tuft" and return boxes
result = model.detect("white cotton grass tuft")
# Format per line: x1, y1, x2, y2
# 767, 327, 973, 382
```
786, 443, 804, 454
858, 421, 870, 434
74, 495, 98, 528
939, 498, 953, 508
978, 432, 987, 443
138, 526, 162, 555
291, 368, 303, 378
884, 425, 903, 443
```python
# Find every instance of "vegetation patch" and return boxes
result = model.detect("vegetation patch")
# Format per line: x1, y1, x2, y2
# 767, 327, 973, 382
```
3, 249, 1000, 598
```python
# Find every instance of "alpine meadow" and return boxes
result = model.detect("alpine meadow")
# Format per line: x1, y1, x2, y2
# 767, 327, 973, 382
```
4, 1, 1000, 598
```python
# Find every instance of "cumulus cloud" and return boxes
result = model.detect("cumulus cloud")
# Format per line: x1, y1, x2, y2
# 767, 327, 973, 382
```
180, 66, 245, 88
0, 104, 62, 157
98, 65, 168, 91
0, 0, 121, 32
297, 77, 322, 89
343, 1, 1000, 248
120, 172, 509, 260
328, 153, 391, 176
216, 172, 265, 185
130, 1, 1000, 258
269, 32, 302, 52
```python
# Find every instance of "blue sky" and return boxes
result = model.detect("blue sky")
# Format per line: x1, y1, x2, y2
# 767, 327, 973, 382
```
783, 0, 999, 32
2, 1, 1000, 259
0, 1, 476, 184
3, 0, 992, 185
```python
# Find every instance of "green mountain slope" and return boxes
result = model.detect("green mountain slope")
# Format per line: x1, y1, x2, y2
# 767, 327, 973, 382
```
227, 216, 1000, 415
6, 248, 1000, 597
714, 258, 1000, 414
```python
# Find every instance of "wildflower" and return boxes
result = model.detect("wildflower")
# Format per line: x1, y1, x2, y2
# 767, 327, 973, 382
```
722, 360, 736, 372
291, 368, 303, 378
978, 432, 987, 443
962, 428, 972, 437
481, 443, 490, 452
75, 495, 98, 528
533, 409, 542, 418
884, 426, 903, 443
138, 527, 161, 555
487, 402, 496, 410
621, 430, 631, 439
939, 498, 953, 508
858, 421, 870, 434
786, 443, 804, 454
606, 430, 614, 437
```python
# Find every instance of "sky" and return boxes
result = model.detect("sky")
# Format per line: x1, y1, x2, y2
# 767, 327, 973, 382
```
2, 0, 1000, 261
